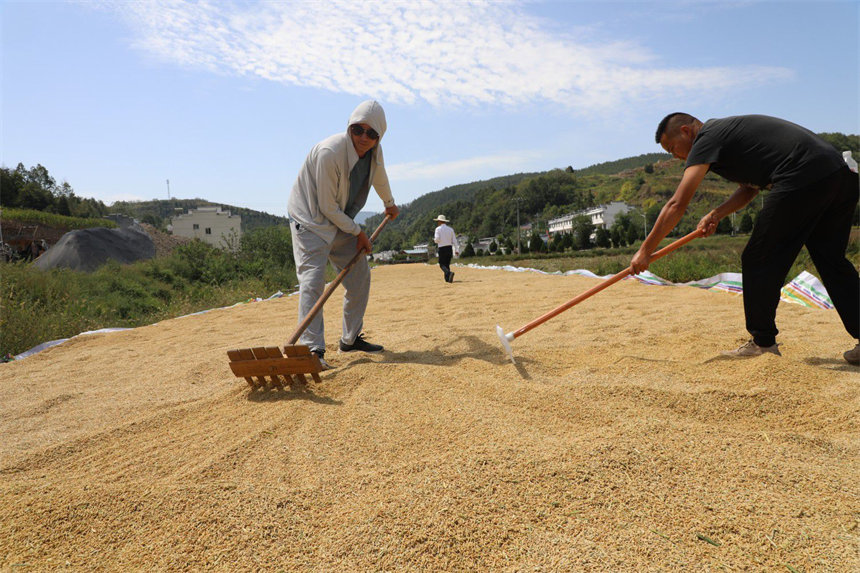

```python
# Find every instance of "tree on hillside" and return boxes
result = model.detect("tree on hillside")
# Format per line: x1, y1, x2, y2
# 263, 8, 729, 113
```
142, 214, 164, 229
626, 223, 640, 245
23, 163, 56, 192
818, 132, 860, 155
611, 213, 640, 246
240, 225, 294, 270
739, 212, 754, 234
645, 204, 661, 233
619, 179, 638, 202
374, 227, 406, 252
1, 163, 110, 218
576, 153, 672, 176
0, 167, 24, 206
571, 215, 594, 250
55, 195, 71, 216
595, 227, 611, 248
610, 226, 626, 248
528, 229, 545, 253
517, 170, 579, 214
18, 181, 54, 211
560, 232, 572, 251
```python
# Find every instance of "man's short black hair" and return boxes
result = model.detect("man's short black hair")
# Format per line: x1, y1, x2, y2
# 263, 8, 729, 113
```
655, 112, 697, 144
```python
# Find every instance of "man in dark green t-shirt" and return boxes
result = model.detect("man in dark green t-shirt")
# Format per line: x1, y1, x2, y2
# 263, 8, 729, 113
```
631, 113, 859, 365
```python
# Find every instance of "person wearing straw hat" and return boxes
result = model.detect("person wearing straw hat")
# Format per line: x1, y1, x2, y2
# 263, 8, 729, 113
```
433, 215, 459, 283
633, 113, 859, 365
288, 100, 400, 369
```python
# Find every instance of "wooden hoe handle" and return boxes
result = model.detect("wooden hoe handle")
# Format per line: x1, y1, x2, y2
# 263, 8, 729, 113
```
510, 228, 704, 340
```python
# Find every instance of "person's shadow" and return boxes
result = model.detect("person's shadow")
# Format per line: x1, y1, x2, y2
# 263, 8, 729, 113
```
801, 357, 858, 372
700, 354, 857, 372
325, 334, 533, 380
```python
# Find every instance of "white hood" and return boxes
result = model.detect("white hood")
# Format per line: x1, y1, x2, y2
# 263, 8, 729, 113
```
348, 100, 387, 140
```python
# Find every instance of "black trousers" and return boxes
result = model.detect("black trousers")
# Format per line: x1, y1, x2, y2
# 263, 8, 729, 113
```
743, 166, 859, 346
438, 245, 453, 280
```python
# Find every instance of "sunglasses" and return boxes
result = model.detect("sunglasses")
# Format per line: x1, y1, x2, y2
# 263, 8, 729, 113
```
350, 124, 380, 140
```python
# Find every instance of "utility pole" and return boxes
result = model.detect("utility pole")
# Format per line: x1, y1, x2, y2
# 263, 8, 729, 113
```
514, 196, 523, 254
640, 210, 647, 238
166, 179, 171, 199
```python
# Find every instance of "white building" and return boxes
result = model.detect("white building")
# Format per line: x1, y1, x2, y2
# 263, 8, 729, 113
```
170, 207, 242, 250
547, 201, 632, 236
471, 237, 499, 254
411, 242, 430, 254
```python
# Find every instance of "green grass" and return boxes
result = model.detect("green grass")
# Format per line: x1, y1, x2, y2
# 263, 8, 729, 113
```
0, 207, 117, 230
1, 235, 298, 358
0, 260, 278, 358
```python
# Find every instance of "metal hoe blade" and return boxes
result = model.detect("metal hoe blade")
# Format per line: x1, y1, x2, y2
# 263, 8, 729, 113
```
496, 325, 516, 364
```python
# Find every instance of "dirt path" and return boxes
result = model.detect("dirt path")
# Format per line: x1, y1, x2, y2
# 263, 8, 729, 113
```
1, 263, 857, 571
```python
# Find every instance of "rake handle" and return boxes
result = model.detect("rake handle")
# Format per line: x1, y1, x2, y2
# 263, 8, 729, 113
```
287, 215, 392, 345
510, 228, 704, 340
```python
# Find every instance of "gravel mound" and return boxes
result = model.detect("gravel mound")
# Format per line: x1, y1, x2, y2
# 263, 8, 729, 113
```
33, 225, 156, 272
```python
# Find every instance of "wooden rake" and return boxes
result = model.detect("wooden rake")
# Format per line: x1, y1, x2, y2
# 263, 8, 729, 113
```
227, 215, 392, 390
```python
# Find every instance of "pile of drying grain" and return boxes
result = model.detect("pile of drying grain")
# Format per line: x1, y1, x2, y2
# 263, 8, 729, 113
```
1, 263, 857, 571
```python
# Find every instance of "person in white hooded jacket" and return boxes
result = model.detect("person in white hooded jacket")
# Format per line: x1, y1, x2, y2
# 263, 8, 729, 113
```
288, 100, 400, 369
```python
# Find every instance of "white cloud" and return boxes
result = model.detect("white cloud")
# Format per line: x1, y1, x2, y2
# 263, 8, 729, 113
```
96, 0, 793, 112
388, 150, 541, 182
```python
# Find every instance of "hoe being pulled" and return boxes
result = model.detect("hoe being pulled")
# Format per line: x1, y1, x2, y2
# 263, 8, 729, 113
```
227, 215, 391, 390
496, 229, 704, 364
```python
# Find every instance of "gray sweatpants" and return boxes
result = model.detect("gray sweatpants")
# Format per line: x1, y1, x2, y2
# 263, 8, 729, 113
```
290, 221, 370, 353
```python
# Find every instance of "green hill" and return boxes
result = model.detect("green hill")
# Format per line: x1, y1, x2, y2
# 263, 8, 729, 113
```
367, 153, 688, 250
110, 199, 290, 233
5, 132, 855, 254
576, 152, 673, 176
368, 134, 859, 251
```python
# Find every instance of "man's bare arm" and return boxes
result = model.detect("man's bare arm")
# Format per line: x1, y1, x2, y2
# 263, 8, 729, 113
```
631, 163, 709, 273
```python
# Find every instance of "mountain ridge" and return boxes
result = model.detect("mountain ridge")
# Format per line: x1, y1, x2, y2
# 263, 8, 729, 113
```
111, 133, 858, 251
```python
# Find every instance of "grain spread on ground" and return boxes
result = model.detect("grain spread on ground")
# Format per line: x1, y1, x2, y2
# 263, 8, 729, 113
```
1, 263, 857, 571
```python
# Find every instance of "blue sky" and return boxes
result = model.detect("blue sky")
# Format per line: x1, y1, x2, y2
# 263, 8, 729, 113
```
2, 1, 858, 217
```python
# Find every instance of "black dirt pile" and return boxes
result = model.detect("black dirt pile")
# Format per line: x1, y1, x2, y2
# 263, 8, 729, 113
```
34, 226, 156, 272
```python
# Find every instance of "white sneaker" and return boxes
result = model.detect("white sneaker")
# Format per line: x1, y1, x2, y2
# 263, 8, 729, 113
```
722, 340, 781, 358
844, 343, 860, 366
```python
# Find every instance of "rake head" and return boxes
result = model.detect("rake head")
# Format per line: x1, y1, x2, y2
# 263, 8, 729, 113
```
496, 325, 516, 364
227, 345, 323, 390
